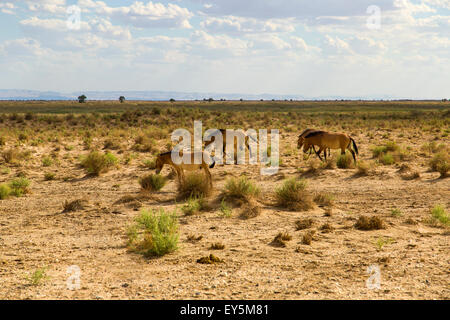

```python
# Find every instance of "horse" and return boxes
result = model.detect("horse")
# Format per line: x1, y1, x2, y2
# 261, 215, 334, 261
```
298, 131, 359, 163
204, 129, 254, 163
155, 151, 215, 187
297, 128, 330, 159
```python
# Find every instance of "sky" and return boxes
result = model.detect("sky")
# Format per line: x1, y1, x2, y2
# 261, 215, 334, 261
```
0, 0, 449, 98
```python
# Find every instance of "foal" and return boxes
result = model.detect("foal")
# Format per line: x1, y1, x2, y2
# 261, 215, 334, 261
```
155, 151, 215, 187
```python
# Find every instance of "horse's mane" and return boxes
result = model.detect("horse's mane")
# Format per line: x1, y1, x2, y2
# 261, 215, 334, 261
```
158, 151, 172, 156
304, 131, 326, 138
299, 128, 316, 137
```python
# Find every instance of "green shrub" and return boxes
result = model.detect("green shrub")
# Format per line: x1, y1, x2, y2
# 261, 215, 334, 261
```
127, 208, 179, 257
429, 152, 449, 178
429, 205, 449, 226
275, 178, 313, 211
380, 153, 395, 165
181, 197, 203, 216
44, 172, 55, 181
336, 153, 354, 168
178, 173, 212, 199
9, 178, 30, 197
0, 184, 11, 200
80, 151, 118, 176
223, 177, 260, 201
42, 156, 53, 167
139, 174, 166, 192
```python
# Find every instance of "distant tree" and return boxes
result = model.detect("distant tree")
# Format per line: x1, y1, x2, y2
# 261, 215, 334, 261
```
119, 96, 126, 103
208, 98, 214, 102
240, 98, 243, 102
78, 95, 87, 103
170, 98, 175, 102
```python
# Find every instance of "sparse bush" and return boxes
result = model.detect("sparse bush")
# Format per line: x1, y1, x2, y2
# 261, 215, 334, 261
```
178, 173, 212, 199
139, 174, 166, 192
314, 192, 334, 207
9, 177, 30, 197
391, 208, 402, 217
210, 243, 225, 250
27, 267, 48, 286
181, 197, 203, 216
428, 205, 449, 227
355, 215, 385, 230
275, 178, 313, 211
380, 153, 395, 165
336, 153, 354, 169
44, 172, 55, 181
127, 208, 179, 257
63, 199, 85, 212
356, 161, 371, 175
223, 177, 260, 202
239, 199, 261, 219
80, 151, 118, 176
0, 184, 11, 200
429, 152, 449, 178
143, 159, 156, 169
295, 218, 314, 230
271, 232, 292, 247
42, 156, 53, 167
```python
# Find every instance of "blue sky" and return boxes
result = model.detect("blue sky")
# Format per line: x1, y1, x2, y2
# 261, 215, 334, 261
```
0, 0, 449, 98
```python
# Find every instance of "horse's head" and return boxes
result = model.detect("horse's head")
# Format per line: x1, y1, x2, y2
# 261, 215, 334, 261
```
297, 135, 305, 150
302, 140, 312, 154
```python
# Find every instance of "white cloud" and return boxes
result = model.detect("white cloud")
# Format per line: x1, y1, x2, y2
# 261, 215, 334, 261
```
201, 16, 295, 34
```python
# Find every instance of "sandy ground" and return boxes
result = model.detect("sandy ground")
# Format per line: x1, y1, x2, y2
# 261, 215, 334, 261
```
0, 132, 449, 300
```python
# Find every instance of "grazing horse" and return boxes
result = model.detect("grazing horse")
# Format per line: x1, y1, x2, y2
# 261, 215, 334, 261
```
204, 129, 254, 163
297, 128, 330, 158
155, 151, 215, 187
298, 131, 359, 163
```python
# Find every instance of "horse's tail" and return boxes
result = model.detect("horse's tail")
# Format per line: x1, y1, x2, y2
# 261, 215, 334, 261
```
350, 138, 359, 155
209, 160, 216, 169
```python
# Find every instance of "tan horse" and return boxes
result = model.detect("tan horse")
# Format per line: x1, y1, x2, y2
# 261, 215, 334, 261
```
298, 131, 359, 163
297, 128, 330, 158
155, 151, 215, 187
204, 129, 253, 163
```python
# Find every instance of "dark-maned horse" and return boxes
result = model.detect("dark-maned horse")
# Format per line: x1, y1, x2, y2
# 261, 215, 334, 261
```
298, 131, 359, 163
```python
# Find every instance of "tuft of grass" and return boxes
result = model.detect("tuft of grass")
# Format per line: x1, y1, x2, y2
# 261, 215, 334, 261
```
197, 254, 224, 264
27, 267, 49, 286
0, 183, 11, 200
356, 161, 371, 175
239, 199, 261, 219
219, 199, 232, 218
391, 208, 403, 217
63, 199, 85, 212
428, 205, 449, 227
178, 173, 212, 199
355, 215, 385, 230
275, 178, 313, 211
139, 174, 166, 192
80, 151, 118, 176
380, 153, 395, 165
336, 153, 354, 169
319, 223, 334, 233
143, 159, 156, 169
302, 230, 315, 245
375, 237, 394, 251
42, 156, 53, 167
271, 232, 292, 247
314, 192, 334, 207
9, 177, 30, 197
222, 177, 260, 202
429, 152, 449, 178
295, 218, 314, 230
181, 196, 204, 216
127, 208, 179, 257
44, 172, 56, 181
210, 242, 225, 250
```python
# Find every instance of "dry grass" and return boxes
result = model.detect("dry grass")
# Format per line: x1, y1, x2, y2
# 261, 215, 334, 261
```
295, 218, 314, 230
139, 174, 166, 192
178, 173, 212, 199
275, 178, 314, 211
63, 199, 86, 212
355, 216, 385, 230
270, 232, 292, 247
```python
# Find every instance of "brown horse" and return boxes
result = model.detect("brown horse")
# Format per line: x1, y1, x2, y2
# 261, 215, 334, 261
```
298, 131, 359, 163
155, 151, 215, 187
297, 128, 330, 158
204, 129, 253, 163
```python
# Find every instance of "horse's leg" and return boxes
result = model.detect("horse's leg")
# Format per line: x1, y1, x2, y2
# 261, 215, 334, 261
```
316, 147, 324, 161
203, 163, 213, 188
324, 148, 327, 161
